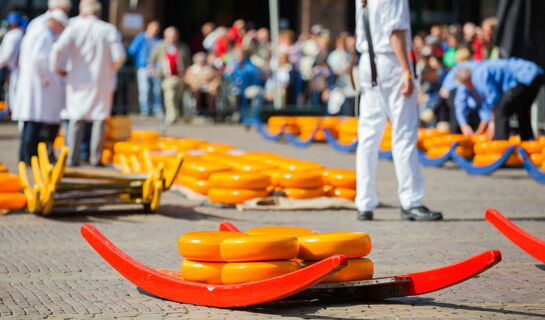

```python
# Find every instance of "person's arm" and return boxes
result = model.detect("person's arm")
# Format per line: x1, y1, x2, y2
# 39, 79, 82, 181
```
49, 26, 72, 76
110, 30, 126, 71
453, 86, 473, 136
127, 33, 142, 57
0, 32, 18, 68
390, 30, 414, 97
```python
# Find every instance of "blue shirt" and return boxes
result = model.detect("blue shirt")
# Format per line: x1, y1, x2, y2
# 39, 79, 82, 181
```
441, 60, 480, 92
454, 84, 489, 125
224, 58, 260, 93
128, 32, 161, 68
472, 58, 544, 112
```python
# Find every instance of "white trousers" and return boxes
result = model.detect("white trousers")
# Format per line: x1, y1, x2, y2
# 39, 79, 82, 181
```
355, 71, 424, 212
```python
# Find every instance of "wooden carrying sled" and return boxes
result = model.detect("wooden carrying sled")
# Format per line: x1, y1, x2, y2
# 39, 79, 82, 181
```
81, 222, 501, 308
19, 143, 183, 215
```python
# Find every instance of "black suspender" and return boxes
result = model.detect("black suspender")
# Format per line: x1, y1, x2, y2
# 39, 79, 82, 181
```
362, 4, 378, 87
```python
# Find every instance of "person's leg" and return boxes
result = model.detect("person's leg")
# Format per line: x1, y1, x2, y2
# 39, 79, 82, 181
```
387, 81, 425, 211
89, 120, 106, 166
66, 120, 85, 167
493, 83, 527, 140
516, 75, 544, 140
20, 122, 41, 164
39, 123, 60, 162
80, 122, 92, 163
446, 89, 461, 133
162, 77, 180, 124
136, 68, 151, 115
151, 75, 163, 117
355, 89, 388, 213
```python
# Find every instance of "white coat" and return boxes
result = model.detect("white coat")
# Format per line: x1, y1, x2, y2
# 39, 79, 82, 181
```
49, 15, 125, 121
0, 27, 24, 109
12, 26, 64, 124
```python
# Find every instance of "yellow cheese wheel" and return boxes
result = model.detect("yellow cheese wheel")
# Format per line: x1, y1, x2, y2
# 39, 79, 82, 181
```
329, 187, 357, 201
474, 140, 512, 155
245, 226, 317, 237
231, 161, 276, 172
0, 193, 26, 210
180, 259, 224, 284
473, 153, 522, 167
277, 171, 323, 188
200, 143, 235, 153
221, 261, 301, 284
180, 160, 231, 179
178, 231, 248, 261
131, 130, 160, 141
220, 235, 299, 262
379, 139, 391, 152
322, 258, 374, 283
284, 187, 325, 199
297, 232, 371, 260
530, 153, 544, 166
177, 175, 210, 195
209, 172, 270, 189
275, 160, 323, 171
520, 141, 544, 154
0, 174, 22, 192
113, 141, 142, 154
542, 160, 545, 172
472, 134, 489, 144
508, 135, 521, 146
324, 169, 356, 189
208, 188, 271, 204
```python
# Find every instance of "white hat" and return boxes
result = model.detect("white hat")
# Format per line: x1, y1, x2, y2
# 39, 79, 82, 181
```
50, 9, 68, 26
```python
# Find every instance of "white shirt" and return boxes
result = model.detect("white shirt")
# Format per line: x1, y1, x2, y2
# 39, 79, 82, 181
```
355, 0, 412, 54
0, 27, 24, 70
49, 15, 125, 121
12, 27, 64, 123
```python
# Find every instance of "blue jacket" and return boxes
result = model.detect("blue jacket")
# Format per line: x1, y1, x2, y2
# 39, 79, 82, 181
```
224, 58, 260, 91
472, 58, 543, 112
454, 84, 488, 125
128, 32, 161, 68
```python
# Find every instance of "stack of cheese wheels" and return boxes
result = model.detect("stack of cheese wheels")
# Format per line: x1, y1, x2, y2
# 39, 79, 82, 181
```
245, 226, 373, 283
178, 230, 301, 284
417, 128, 447, 151
424, 134, 474, 159
207, 172, 272, 204
520, 140, 544, 166
380, 125, 392, 152
202, 153, 276, 173
296, 116, 322, 141
178, 158, 231, 195
0, 171, 26, 211
473, 140, 521, 166
335, 117, 358, 145
277, 170, 325, 199
268, 116, 298, 136
130, 130, 160, 144
200, 143, 235, 154
323, 169, 357, 201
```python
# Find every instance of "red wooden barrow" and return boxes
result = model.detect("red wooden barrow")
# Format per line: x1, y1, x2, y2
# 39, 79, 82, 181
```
81, 223, 501, 308
486, 208, 545, 263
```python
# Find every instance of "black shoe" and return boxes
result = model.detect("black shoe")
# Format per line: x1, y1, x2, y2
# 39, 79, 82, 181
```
401, 206, 443, 221
357, 211, 373, 221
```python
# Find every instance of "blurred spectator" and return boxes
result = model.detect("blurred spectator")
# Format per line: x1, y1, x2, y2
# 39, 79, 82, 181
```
149, 26, 190, 124
128, 20, 162, 117
0, 12, 26, 111
50, 0, 126, 167
265, 52, 300, 105
184, 52, 221, 117
481, 17, 498, 59
13, 10, 67, 164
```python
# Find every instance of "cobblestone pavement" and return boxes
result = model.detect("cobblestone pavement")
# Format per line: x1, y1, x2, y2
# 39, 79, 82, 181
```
1, 119, 545, 319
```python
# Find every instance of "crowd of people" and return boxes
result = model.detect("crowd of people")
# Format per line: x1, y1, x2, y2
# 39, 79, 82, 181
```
1, 1, 544, 169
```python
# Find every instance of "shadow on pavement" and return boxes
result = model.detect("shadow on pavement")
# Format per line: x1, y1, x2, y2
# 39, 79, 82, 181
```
536, 264, 545, 271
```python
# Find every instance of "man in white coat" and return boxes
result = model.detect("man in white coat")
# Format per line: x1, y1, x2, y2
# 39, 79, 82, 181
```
354, 0, 442, 221
25, 0, 71, 36
12, 10, 68, 165
50, 0, 126, 167
0, 13, 26, 112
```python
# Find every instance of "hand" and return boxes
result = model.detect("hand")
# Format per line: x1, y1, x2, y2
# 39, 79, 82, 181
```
400, 75, 414, 97
460, 123, 474, 137
439, 88, 449, 99
43, 80, 50, 88
486, 122, 495, 140
57, 70, 67, 77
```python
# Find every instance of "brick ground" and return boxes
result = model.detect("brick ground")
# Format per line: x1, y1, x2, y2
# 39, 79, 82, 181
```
1, 119, 544, 319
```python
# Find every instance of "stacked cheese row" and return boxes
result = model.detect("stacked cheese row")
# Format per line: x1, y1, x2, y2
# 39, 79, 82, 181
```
178, 226, 372, 285
519, 139, 545, 167
421, 134, 474, 159
0, 163, 26, 211
473, 139, 522, 166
